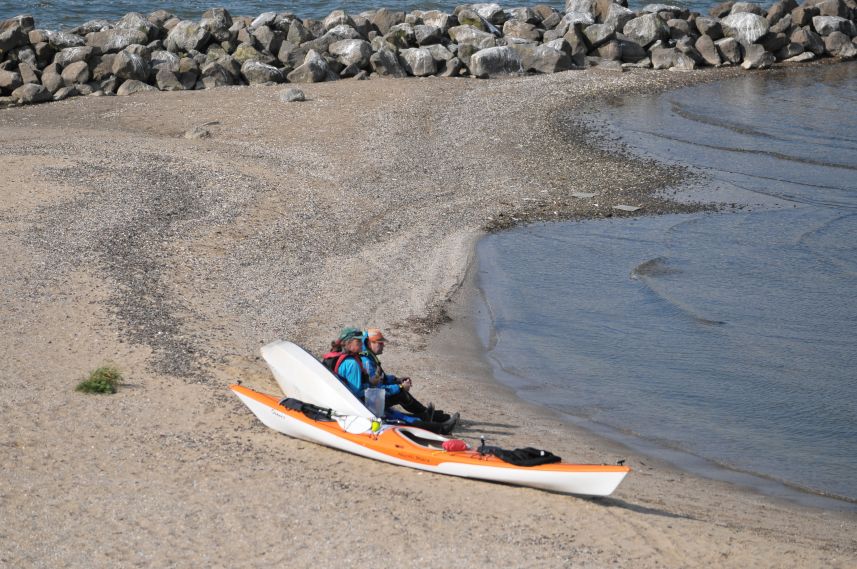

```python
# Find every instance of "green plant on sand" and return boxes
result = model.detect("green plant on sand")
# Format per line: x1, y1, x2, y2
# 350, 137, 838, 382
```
75, 365, 122, 394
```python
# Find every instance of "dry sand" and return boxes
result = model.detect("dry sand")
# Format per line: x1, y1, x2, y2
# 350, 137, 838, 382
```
1, 67, 855, 568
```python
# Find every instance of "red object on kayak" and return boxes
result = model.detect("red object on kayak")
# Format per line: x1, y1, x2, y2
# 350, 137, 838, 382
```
442, 439, 468, 452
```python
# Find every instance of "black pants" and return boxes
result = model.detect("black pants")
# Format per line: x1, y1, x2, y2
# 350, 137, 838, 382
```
385, 390, 428, 418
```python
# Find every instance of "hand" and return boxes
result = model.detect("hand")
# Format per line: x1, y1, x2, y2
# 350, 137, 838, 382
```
400, 377, 412, 391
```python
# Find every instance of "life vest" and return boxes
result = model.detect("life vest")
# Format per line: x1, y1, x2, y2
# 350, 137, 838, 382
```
321, 351, 369, 384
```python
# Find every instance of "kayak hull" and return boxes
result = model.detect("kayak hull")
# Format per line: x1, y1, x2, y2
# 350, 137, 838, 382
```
232, 384, 629, 497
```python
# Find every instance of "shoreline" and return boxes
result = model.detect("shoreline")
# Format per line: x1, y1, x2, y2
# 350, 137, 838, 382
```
2, 65, 856, 567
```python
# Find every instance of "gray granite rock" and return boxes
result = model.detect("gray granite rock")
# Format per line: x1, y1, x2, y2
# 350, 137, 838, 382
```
47, 31, 86, 49
116, 79, 158, 95
469, 46, 523, 78
790, 26, 826, 54
715, 36, 744, 62
511, 43, 575, 72
399, 47, 437, 76
730, 2, 765, 16
503, 20, 542, 42
0, 69, 23, 94
722, 12, 770, 43
604, 4, 636, 33
116, 12, 158, 41
166, 21, 211, 52
414, 25, 443, 45
372, 8, 406, 35
280, 87, 305, 101
40, 63, 63, 93
695, 34, 723, 65
448, 25, 497, 49
11, 82, 52, 104
201, 8, 234, 43
54, 46, 97, 67
812, 16, 856, 36
85, 29, 149, 53
201, 59, 237, 87
0, 17, 30, 52
824, 30, 857, 56
741, 43, 775, 67
776, 41, 804, 59
585, 23, 616, 48
112, 50, 150, 81
329, 39, 372, 68
369, 47, 407, 77
61, 60, 90, 85
241, 60, 284, 83
53, 85, 79, 101
323, 10, 355, 31
286, 49, 329, 83
623, 14, 670, 48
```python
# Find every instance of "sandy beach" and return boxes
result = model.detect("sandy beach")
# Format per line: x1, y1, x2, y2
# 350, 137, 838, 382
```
2, 67, 856, 568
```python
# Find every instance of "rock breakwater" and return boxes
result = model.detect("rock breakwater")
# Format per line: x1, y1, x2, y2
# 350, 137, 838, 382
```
1, 1, 856, 105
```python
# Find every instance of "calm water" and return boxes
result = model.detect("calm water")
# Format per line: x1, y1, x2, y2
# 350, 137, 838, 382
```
476, 64, 857, 507
4, 0, 715, 30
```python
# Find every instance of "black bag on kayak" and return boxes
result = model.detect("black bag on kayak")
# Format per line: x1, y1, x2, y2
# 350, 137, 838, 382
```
278, 397, 335, 422
491, 447, 561, 467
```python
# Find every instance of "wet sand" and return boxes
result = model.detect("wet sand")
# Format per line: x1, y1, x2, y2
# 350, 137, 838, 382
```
1, 66, 856, 568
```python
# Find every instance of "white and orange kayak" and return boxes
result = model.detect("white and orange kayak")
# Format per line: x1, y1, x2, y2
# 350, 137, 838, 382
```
231, 383, 630, 497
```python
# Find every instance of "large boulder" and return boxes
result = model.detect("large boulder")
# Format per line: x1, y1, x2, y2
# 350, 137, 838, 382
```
812, 16, 856, 36
150, 49, 180, 72
790, 26, 826, 53
116, 12, 158, 41
54, 46, 97, 67
111, 50, 150, 81
47, 31, 86, 49
252, 25, 284, 55
241, 60, 283, 83
323, 10, 355, 31
398, 47, 437, 76
715, 36, 744, 62
623, 14, 669, 48
11, 83, 52, 104
61, 60, 90, 85
201, 59, 238, 88
302, 24, 362, 53
0, 69, 23, 94
286, 49, 329, 83
585, 23, 616, 47
371, 8, 406, 35
503, 20, 542, 42
741, 43, 775, 67
448, 25, 497, 49
512, 43, 575, 72
420, 10, 453, 33
721, 13, 770, 43
414, 25, 444, 45
0, 17, 30, 52
815, 0, 850, 18
40, 63, 63, 93
695, 34, 723, 65
824, 30, 857, 56
604, 4, 636, 32
468, 46, 523, 78
165, 20, 211, 52
329, 39, 372, 68
383, 23, 416, 49
695, 16, 724, 39
369, 48, 407, 77
201, 8, 234, 42
730, 2, 765, 15
86, 29, 149, 52
116, 79, 158, 96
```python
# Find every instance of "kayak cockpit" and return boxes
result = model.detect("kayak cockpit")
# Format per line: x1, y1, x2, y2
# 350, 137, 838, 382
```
395, 427, 450, 450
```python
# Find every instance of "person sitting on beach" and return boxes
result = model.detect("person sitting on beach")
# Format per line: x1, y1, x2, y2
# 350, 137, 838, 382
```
360, 328, 456, 425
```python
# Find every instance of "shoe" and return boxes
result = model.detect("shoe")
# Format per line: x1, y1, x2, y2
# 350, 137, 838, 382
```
433, 410, 451, 422
439, 412, 460, 435
421, 403, 435, 422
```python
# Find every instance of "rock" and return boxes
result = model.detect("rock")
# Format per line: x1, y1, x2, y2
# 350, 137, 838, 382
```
506, 7, 539, 24
280, 87, 305, 101
303, 24, 362, 52
767, 0, 798, 25
420, 10, 453, 33
40, 63, 63, 92
414, 25, 443, 46
771, 14, 794, 34
252, 25, 284, 55
201, 59, 237, 87
760, 31, 790, 51
437, 56, 463, 77
286, 20, 314, 45
695, 14, 725, 37
116, 12, 158, 41
815, 0, 850, 18
448, 25, 497, 49
812, 16, 856, 36
241, 60, 283, 83
730, 2, 765, 15
201, 8, 234, 42
71, 18, 111, 35
618, 36, 648, 62
596, 39, 623, 60
0, 17, 30, 52
156, 67, 188, 90
329, 39, 372, 68
776, 41, 805, 59
0, 69, 23, 94
61, 60, 90, 85
472, 3, 507, 25
383, 23, 416, 49
721, 12, 771, 43
741, 43, 775, 67
112, 51, 150, 81
17, 61, 39, 84
323, 10, 355, 31
511, 43, 574, 72
784, 50, 816, 61
369, 48, 407, 77
503, 20, 542, 42
715, 36, 744, 62
651, 46, 677, 68
53, 85, 79, 101
150, 49, 180, 72
469, 46, 523, 78
824, 30, 857, 56
585, 23, 616, 48
456, 8, 487, 31
604, 4, 636, 33
165, 21, 211, 52
563, 12, 596, 26
47, 30, 86, 49
565, 0, 599, 18
286, 49, 329, 83
641, 3, 689, 17
696, 34, 724, 64
425, 43, 455, 63
89, 54, 115, 81
233, 43, 268, 65
11, 83, 51, 104
85, 29, 149, 53
34, 41, 56, 67
278, 41, 308, 70
790, 26, 826, 54
398, 47, 437, 76
116, 79, 157, 95
790, 5, 819, 27
709, 1, 736, 18
54, 46, 97, 67
668, 18, 692, 40
371, 8, 406, 35
622, 14, 669, 48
